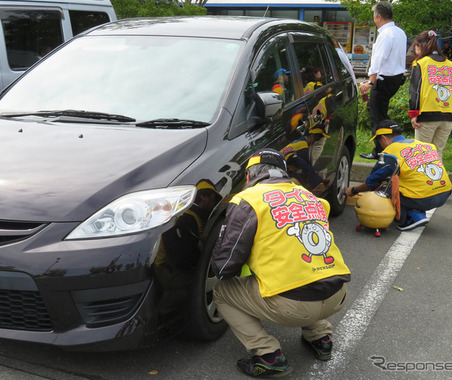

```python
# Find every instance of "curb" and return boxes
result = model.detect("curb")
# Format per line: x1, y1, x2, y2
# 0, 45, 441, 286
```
350, 161, 374, 183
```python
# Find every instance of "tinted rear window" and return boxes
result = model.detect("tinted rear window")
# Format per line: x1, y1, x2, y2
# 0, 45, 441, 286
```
0, 9, 63, 70
69, 10, 110, 36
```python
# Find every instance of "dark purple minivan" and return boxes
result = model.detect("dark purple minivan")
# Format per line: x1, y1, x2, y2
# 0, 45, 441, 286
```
0, 16, 357, 350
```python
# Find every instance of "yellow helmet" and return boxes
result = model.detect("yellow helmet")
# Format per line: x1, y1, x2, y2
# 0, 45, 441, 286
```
354, 191, 396, 229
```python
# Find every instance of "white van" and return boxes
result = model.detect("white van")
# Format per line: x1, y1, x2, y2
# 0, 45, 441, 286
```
0, 0, 116, 89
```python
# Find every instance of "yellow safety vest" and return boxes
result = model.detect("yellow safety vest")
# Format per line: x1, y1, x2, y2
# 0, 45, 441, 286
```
231, 182, 350, 297
384, 139, 452, 199
413, 56, 452, 114
280, 138, 308, 160
304, 81, 322, 94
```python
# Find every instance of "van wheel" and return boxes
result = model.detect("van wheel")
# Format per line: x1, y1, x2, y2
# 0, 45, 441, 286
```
327, 146, 350, 216
186, 217, 227, 341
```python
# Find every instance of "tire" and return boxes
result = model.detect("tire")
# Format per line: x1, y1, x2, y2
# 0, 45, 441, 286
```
327, 145, 351, 216
186, 216, 227, 341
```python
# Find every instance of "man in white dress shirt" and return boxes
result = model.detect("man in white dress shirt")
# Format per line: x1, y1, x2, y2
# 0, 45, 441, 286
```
359, 1, 407, 159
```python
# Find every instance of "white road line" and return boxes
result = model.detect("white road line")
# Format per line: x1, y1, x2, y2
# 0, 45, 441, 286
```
307, 209, 436, 380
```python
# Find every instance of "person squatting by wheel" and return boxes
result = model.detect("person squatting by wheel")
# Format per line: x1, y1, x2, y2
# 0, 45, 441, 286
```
212, 148, 351, 378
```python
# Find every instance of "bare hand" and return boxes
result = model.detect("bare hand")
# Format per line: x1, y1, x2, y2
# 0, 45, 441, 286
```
411, 116, 422, 129
344, 187, 353, 197
359, 83, 371, 95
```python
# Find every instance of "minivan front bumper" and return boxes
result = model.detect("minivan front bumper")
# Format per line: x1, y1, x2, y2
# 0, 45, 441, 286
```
0, 221, 164, 350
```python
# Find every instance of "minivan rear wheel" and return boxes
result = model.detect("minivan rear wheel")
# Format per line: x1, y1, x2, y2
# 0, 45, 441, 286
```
186, 217, 227, 341
327, 146, 350, 216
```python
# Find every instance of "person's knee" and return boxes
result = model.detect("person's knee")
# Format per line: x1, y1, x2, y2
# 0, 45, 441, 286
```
213, 278, 237, 305
334, 288, 348, 312
213, 281, 225, 303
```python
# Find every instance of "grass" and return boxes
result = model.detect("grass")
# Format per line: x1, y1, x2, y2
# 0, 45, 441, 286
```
354, 128, 452, 172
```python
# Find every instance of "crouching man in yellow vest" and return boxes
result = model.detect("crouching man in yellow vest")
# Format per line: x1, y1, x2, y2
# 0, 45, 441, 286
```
345, 119, 452, 231
212, 148, 350, 378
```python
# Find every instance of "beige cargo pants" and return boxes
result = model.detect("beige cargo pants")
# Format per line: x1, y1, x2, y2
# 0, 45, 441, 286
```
213, 275, 347, 357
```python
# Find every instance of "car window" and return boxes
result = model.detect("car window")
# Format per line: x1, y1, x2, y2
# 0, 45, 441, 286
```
326, 42, 350, 80
253, 35, 295, 105
69, 10, 110, 36
292, 42, 333, 95
229, 34, 295, 138
0, 9, 64, 70
0, 35, 244, 123
318, 44, 334, 83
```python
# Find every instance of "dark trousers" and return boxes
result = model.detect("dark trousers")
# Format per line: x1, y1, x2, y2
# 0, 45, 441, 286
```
399, 190, 451, 223
367, 74, 405, 155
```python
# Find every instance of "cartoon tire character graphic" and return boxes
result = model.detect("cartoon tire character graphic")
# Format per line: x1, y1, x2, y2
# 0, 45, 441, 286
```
433, 84, 450, 106
287, 222, 334, 264
417, 163, 446, 185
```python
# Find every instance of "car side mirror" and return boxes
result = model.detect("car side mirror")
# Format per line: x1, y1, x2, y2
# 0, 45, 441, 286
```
255, 91, 283, 118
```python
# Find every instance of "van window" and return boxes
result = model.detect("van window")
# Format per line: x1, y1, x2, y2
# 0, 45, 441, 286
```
0, 35, 244, 123
292, 42, 333, 95
0, 9, 63, 70
253, 36, 295, 104
229, 35, 294, 138
327, 42, 350, 80
319, 44, 334, 83
69, 10, 110, 36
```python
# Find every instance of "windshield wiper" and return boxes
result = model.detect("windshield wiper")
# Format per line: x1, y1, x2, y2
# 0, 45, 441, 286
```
136, 118, 209, 129
1, 110, 136, 123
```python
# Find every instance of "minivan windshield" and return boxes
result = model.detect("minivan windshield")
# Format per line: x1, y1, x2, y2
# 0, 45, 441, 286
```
0, 35, 244, 123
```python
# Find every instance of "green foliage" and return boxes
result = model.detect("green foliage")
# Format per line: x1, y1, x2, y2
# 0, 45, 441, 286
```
387, 79, 411, 132
326, 0, 452, 37
111, 0, 207, 19
394, 0, 452, 37
358, 79, 410, 133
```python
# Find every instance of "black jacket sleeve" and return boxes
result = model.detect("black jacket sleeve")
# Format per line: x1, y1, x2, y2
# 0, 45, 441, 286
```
211, 199, 257, 280
409, 63, 422, 113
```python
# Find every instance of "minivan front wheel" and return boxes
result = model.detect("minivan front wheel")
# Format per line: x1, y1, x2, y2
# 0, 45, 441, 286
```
186, 217, 227, 341
327, 146, 350, 216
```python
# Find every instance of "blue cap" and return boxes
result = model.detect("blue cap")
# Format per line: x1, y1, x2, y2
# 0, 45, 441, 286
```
274, 68, 291, 79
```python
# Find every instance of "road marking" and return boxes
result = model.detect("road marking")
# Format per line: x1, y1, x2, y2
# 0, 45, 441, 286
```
307, 209, 436, 379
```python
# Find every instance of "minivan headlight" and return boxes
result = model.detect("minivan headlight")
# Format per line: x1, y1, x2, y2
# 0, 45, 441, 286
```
66, 186, 196, 239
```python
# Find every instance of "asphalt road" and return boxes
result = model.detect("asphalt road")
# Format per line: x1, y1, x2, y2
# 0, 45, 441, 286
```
0, 190, 451, 379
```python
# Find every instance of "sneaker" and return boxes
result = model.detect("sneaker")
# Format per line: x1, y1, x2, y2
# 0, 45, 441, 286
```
236, 352, 293, 378
302, 335, 332, 361
397, 211, 428, 231
359, 152, 378, 160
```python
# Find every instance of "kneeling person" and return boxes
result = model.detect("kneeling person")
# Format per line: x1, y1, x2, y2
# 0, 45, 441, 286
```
212, 148, 351, 378
345, 119, 452, 231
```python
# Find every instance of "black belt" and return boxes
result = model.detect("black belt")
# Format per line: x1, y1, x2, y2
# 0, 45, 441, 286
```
380, 73, 404, 79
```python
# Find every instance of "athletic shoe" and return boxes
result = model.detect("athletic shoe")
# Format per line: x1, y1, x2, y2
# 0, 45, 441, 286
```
397, 211, 428, 231
302, 335, 332, 361
359, 152, 378, 160
236, 352, 293, 377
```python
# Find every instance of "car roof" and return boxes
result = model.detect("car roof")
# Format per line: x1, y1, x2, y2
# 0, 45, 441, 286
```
86, 16, 315, 40
0, 0, 114, 6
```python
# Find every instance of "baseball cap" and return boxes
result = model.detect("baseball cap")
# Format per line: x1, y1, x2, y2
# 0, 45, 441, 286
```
196, 179, 219, 193
274, 68, 291, 79
369, 119, 402, 141
246, 148, 287, 171
196, 179, 222, 202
